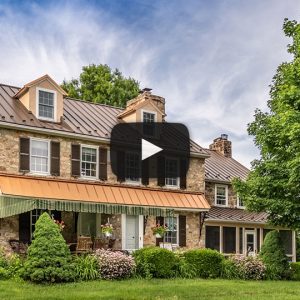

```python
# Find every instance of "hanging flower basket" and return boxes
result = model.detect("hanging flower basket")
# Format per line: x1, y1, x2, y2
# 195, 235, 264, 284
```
101, 223, 114, 237
152, 223, 168, 237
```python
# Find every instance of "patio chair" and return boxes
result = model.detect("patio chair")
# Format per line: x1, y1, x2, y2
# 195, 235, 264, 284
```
75, 236, 93, 254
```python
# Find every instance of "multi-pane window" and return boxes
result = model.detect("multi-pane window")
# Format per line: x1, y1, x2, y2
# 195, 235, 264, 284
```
164, 216, 178, 244
125, 152, 140, 182
30, 139, 49, 174
143, 111, 155, 136
165, 158, 178, 187
81, 146, 97, 178
38, 90, 55, 120
215, 185, 227, 206
237, 196, 245, 208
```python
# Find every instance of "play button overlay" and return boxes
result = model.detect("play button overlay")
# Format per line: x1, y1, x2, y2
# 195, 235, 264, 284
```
142, 139, 163, 160
110, 122, 190, 181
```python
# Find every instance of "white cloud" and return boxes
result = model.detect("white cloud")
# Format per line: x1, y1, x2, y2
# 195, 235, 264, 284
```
0, 0, 299, 167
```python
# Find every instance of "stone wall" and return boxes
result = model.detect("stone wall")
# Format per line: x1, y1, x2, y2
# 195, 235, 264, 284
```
205, 181, 237, 208
0, 127, 205, 193
0, 216, 19, 255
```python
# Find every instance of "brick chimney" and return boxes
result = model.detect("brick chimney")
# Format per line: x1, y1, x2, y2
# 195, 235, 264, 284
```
209, 134, 232, 158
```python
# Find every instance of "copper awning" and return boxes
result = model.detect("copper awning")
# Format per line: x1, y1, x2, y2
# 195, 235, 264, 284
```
0, 174, 210, 218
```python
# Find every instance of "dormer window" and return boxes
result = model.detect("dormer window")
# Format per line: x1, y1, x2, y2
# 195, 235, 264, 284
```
37, 88, 56, 121
142, 110, 156, 136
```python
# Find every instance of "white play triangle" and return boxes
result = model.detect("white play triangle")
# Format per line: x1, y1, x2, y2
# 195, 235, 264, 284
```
142, 139, 163, 160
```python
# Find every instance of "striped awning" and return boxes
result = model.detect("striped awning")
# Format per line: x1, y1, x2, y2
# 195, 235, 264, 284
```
0, 174, 210, 218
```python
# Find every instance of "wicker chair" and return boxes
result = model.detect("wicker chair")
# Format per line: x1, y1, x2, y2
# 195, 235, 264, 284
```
75, 236, 93, 254
93, 237, 106, 250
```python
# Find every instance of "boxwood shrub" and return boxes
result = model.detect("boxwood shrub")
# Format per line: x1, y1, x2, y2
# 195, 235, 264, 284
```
291, 262, 300, 281
133, 247, 178, 278
184, 248, 224, 278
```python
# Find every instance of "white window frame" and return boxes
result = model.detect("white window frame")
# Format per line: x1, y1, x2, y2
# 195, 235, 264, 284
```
215, 184, 228, 207
164, 215, 179, 246
29, 137, 51, 175
125, 151, 141, 185
165, 157, 180, 189
237, 196, 245, 209
80, 144, 99, 180
244, 229, 257, 256
141, 109, 157, 123
36, 87, 57, 122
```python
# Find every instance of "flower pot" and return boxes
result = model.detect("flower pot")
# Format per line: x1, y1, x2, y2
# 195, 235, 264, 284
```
105, 232, 112, 237
155, 233, 162, 238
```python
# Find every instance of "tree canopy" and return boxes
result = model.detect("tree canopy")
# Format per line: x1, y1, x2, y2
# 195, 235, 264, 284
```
234, 19, 300, 229
61, 64, 140, 107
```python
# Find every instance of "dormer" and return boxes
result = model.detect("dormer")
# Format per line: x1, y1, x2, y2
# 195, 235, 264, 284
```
14, 75, 67, 123
118, 88, 166, 123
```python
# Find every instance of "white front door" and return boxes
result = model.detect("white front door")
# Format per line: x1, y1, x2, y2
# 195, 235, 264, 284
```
122, 214, 143, 250
245, 231, 256, 256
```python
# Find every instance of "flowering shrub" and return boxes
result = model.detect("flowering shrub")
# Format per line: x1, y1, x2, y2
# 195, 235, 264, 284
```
151, 224, 168, 236
223, 255, 266, 280
95, 249, 135, 279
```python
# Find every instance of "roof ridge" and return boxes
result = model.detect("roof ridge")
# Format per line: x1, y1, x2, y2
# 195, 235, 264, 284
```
0, 83, 21, 89
65, 97, 125, 110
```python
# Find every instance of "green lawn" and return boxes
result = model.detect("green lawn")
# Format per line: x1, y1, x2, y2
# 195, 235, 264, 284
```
0, 279, 300, 300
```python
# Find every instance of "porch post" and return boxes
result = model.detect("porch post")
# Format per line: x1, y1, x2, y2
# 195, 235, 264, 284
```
220, 225, 223, 253
236, 226, 240, 254
242, 227, 245, 255
260, 228, 263, 250
292, 231, 296, 262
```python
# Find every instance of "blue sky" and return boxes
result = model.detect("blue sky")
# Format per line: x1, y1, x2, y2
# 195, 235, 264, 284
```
0, 0, 300, 167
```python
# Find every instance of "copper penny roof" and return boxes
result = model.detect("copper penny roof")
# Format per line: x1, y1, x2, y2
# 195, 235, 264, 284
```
0, 174, 210, 211
0, 84, 208, 156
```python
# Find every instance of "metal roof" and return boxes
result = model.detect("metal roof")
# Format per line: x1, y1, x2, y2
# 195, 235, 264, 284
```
0, 84, 208, 155
205, 149, 249, 183
0, 174, 210, 211
207, 206, 268, 224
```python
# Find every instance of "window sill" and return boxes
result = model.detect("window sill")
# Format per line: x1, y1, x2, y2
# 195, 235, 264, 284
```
80, 176, 98, 181
124, 181, 142, 186
215, 204, 228, 208
165, 185, 180, 190
28, 172, 51, 177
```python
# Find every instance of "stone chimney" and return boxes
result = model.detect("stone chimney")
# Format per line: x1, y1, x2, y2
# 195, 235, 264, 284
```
118, 88, 166, 122
209, 134, 232, 158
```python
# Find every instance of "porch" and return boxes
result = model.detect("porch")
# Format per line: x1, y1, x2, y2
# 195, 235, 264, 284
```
0, 174, 210, 254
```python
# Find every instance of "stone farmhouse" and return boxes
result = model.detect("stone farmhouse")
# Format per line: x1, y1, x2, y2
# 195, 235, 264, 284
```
0, 75, 296, 261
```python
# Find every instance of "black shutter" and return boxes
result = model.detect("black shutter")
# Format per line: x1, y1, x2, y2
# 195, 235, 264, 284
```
99, 148, 108, 181
180, 158, 187, 189
19, 137, 30, 172
50, 141, 60, 176
178, 215, 187, 247
157, 156, 165, 186
71, 144, 81, 177
142, 159, 149, 186
155, 216, 164, 246
19, 212, 31, 243
117, 151, 125, 182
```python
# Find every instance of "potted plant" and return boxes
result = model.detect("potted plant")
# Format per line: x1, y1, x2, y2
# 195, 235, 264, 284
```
101, 223, 114, 237
152, 223, 168, 238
